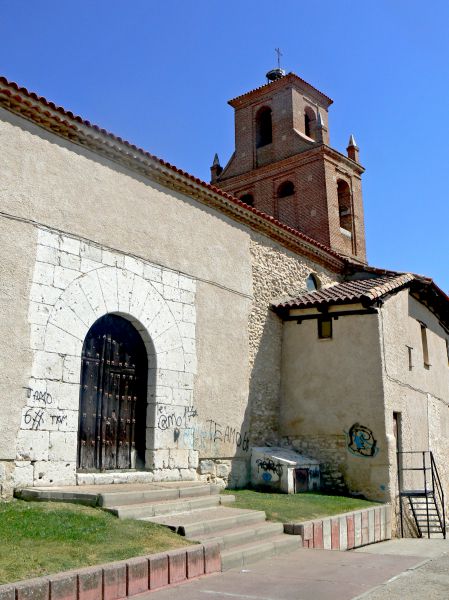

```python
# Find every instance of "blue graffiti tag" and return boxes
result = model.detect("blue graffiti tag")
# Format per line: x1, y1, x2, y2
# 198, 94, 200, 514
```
345, 423, 379, 458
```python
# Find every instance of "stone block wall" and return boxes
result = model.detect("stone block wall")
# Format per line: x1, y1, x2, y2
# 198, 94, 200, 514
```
13, 226, 198, 488
288, 435, 348, 493
248, 234, 338, 446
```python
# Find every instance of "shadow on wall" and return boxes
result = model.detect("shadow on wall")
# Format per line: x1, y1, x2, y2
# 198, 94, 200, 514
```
247, 307, 284, 447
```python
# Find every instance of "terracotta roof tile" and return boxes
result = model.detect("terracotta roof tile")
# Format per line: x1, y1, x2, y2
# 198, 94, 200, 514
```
275, 273, 415, 310
228, 72, 333, 107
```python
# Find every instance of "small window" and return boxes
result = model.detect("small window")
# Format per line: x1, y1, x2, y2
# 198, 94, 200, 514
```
420, 324, 430, 369
304, 107, 316, 140
337, 179, 352, 233
304, 112, 312, 137
240, 193, 254, 206
406, 345, 413, 371
256, 107, 272, 148
318, 316, 332, 339
393, 412, 402, 453
306, 273, 320, 291
277, 181, 295, 198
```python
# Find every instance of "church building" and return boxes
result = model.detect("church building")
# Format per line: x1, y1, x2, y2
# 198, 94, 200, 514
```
0, 67, 448, 534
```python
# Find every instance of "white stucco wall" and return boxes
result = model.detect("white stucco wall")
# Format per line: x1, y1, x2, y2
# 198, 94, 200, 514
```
0, 108, 255, 492
379, 290, 449, 520
0, 219, 35, 496
280, 309, 388, 501
279, 288, 449, 516
0, 105, 341, 494
0, 108, 252, 295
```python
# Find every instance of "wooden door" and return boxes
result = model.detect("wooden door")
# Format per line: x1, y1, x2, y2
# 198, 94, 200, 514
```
78, 315, 147, 471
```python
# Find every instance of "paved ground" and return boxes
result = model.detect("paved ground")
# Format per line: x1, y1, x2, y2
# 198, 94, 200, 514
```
353, 539, 449, 599
136, 539, 449, 600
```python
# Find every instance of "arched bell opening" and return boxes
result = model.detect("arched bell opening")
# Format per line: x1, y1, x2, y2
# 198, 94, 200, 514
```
77, 314, 149, 472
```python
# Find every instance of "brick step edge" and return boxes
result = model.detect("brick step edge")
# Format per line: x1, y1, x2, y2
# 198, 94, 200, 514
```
0, 542, 220, 600
283, 503, 392, 551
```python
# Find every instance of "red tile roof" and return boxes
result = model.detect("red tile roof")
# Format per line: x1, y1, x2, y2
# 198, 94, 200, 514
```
275, 273, 415, 310
0, 75, 346, 271
228, 72, 333, 107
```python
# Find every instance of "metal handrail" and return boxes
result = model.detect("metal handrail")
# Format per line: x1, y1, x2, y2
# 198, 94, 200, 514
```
397, 450, 446, 539
423, 452, 430, 538
430, 452, 446, 538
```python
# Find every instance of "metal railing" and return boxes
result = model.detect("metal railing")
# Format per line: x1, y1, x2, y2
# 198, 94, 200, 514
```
397, 450, 446, 539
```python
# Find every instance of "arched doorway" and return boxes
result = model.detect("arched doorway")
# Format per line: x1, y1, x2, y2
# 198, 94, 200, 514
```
77, 314, 148, 471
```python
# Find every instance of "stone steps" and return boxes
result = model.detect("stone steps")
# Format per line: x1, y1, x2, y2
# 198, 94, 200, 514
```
98, 483, 221, 507
220, 535, 302, 571
143, 506, 267, 538
105, 494, 233, 520
16, 481, 303, 571
197, 520, 285, 550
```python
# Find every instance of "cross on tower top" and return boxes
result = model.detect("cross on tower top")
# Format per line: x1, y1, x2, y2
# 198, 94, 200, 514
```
275, 47, 283, 68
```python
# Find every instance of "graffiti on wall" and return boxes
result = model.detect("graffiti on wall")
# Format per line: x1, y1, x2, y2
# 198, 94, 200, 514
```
26, 387, 53, 405
345, 423, 378, 458
256, 457, 283, 483
157, 405, 198, 431
256, 458, 283, 482
22, 407, 68, 430
21, 386, 69, 431
22, 385, 250, 453
156, 405, 250, 453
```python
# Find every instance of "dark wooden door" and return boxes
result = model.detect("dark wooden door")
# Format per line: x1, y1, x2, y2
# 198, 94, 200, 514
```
294, 468, 309, 492
78, 315, 147, 471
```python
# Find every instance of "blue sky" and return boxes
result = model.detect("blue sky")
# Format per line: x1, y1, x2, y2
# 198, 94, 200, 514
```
1, 1, 448, 290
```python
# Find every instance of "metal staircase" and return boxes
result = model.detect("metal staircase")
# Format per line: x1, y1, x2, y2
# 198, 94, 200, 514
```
397, 451, 446, 538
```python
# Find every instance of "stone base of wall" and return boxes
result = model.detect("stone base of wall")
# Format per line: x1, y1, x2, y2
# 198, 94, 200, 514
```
284, 504, 392, 550
287, 435, 348, 493
198, 457, 249, 488
0, 461, 14, 499
0, 543, 221, 600
76, 468, 197, 486
2, 459, 250, 497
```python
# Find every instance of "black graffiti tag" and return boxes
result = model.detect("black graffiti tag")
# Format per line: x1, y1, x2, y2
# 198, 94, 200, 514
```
256, 458, 283, 477
158, 406, 198, 431
206, 419, 250, 452
32, 390, 53, 405
50, 414, 67, 426
24, 408, 45, 430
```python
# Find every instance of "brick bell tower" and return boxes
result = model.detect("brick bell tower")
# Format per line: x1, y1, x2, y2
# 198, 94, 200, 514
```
211, 67, 367, 263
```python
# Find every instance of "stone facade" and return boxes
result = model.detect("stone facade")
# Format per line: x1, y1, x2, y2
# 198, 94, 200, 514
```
0, 75, 347, 495
248, 234, 337, 444
15, 227, 198, 487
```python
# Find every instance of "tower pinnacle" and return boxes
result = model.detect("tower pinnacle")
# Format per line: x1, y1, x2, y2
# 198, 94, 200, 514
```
266, 48, 286, 82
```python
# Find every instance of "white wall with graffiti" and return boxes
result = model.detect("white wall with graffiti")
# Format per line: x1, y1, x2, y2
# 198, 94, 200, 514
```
251, 447, 320, 494
16, 226, 201, 486
280, 309, 389, 501
11, 223, 255, 490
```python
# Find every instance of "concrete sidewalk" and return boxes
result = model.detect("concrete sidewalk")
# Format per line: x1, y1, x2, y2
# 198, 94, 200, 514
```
135, 539, 449, 600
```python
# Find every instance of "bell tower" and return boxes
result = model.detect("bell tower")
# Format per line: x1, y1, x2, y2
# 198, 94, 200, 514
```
211, 69, 367, 263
